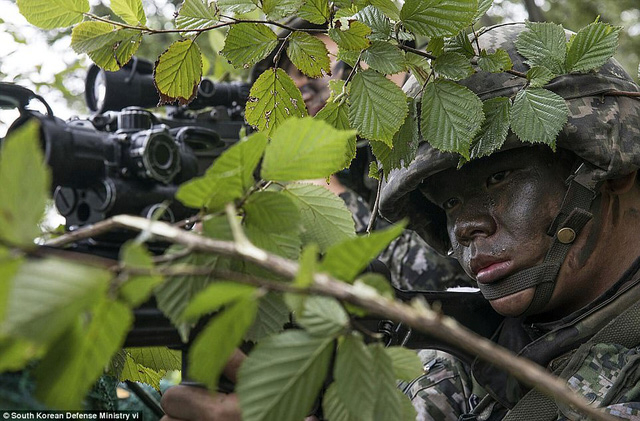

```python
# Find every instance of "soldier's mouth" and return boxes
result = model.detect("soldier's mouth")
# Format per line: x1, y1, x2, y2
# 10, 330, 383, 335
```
471, 259, 513, 284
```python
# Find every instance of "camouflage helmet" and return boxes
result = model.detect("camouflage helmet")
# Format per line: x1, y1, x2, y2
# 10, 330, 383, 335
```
379, 22, 640, 256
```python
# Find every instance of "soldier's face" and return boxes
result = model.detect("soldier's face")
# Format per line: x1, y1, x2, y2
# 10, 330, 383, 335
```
421, 147, 574, 317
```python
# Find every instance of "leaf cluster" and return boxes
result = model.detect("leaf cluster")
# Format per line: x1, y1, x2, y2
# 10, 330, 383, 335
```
5, 0, 625, 417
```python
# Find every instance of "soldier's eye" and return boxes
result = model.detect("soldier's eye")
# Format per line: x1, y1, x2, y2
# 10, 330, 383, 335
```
443, 197, 460, 210
487, 170, 511, 186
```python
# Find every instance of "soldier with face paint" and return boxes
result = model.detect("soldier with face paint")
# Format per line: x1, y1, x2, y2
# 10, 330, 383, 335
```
380, 23, 640, 420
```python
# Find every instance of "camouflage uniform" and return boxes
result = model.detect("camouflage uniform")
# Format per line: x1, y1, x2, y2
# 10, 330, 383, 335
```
339, 190, 473, 291
402, 260, 640, 420
377, 22, 640, 421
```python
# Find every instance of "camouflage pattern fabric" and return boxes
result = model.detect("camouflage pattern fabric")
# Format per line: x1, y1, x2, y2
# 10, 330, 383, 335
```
398, 350, 474, 421
339, 190, 473, 291
404, 260, 640, 420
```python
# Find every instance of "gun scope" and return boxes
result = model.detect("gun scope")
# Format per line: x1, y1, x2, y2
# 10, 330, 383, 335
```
85, 57, 252, 113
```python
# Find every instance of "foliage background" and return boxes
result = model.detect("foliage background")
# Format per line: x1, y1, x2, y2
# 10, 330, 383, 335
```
1, 0, 638, 122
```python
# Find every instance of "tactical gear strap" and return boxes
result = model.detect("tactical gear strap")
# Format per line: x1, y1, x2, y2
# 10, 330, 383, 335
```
502, 296, 640, 421
477, 164, 599, 316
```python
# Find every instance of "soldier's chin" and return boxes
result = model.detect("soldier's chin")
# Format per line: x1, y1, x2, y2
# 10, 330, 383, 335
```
488, 288, 536, 317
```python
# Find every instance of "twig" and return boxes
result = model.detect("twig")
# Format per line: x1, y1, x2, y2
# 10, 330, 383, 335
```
366, 172, 383, 234
84, 13, 326, 35
45, 214, 615, 421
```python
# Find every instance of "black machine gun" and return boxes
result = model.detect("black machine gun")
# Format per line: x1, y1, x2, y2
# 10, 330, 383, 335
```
1, 57, 251, 232
0, 59, 252, 414
0, 61, 503, 414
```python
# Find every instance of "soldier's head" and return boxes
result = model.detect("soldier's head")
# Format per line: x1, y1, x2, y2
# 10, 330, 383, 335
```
380, 23, 640, 319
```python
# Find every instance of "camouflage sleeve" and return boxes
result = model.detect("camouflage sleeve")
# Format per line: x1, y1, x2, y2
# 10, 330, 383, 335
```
398, 350, 474, 421
338, 190, 474, 292
557, 343, 640, 420
378, 231, 475, 291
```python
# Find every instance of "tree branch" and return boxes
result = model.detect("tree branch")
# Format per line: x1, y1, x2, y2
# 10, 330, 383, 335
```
45, 215, 616, 421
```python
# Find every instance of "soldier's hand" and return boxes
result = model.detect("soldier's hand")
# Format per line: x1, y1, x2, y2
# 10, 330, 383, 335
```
161, 386, 241, 421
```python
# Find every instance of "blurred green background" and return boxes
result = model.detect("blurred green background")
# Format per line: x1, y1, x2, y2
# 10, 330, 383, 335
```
1, 0, 638, 118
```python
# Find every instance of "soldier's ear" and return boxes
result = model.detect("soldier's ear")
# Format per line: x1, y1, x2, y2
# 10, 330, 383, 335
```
605, 170, 638, 195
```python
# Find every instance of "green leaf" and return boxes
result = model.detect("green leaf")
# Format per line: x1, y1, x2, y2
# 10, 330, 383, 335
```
182, 282, 257, 321
527, 66, 556, 88
405, 53, 432, 85
354, 6, 392, 41
322, 382, 359, 421
333, 334, 375, 419
245, 293, 290, 342
2, 258, 110, 345
427, 37, 445, 56
0, 336, 42, 373
284, 244, 319, 315
155, 39, 203, 106
384, 346, 424, 381
296, 296, 348, 337
221, 23, 278, 69
400, 0, 477, 38
217, 0, 257, 14
202, 214, 235, 240
111, 0, 146, 25
515, 21, 567, 75
369, 161, 381, 180
369, 0, 400, 21
237, 330, 333, 421
370, 344, 403, 420
510, 87, 568, 149
190, 296, 258, 389
298, 0, 331, 24
117, 353, 165, 390
245, 191, 302, 259
566, 21, 621, 73
127, 347, 181, 372
155, 250, 230, 340
17, 0, 89, 29
362, 41, 406, 74
261, 117, 357, 181
282, 183, 355, 252
329, 20, 372, 51
397, 388, 419, 420
119, 241, 164, 307
370, 98, 419, 178
444, 30, 474, 58
433, 51, 474, 80
86, 31, 141, 72
320, 222, 405, 282
34, 299, 132, 408
286, 32, 331, 78
294, 244, 318, 289
245, 68, 308, 136
316, 100, 351, 130
0, 251, 24, 324
469, 96, 511, 160
176, 132, 268, 210
176, 0, 219, 31
349, 69, 409, 145
354, 273, 394, 300
71, 22, 142, 71
474, 0, 492, 22
478, 48, 513, 73
261, 0, 303, 20
421, 79, 484, 158
0, 120, 49, 246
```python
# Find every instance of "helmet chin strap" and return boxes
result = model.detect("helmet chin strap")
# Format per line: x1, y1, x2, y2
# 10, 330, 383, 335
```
477, 162, 602, 317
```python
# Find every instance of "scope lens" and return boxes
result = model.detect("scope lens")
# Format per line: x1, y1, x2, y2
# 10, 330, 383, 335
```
150, 140, 174, 170
94, 71, 107, 113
